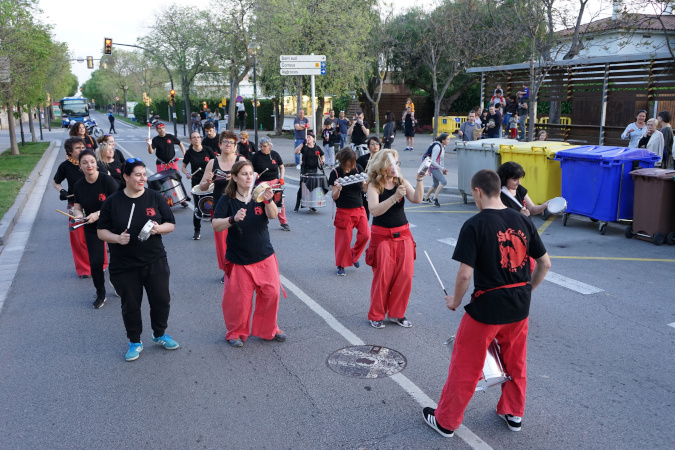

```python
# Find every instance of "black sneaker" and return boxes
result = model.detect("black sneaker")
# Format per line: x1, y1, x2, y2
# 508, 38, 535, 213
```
280, 223, 291, 231
424, 198, 433, 204
79, 274, 91, 279
389, 317, 412, 328
220, 275, 225, 284
423, 407, 454, 437
434, 198, 441, 208
193, 231, 201, 240
93, 294, 106, 309
498, 413, 522, 432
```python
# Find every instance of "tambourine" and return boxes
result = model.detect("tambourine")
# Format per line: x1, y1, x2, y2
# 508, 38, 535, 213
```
547, 197, 567, 214
418, 157, 432, 176
251, 182, 277, 203
335, 172, 368, 186
138, 220, 155, 242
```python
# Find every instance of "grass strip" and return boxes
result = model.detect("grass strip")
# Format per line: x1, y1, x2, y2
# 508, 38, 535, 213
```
0, 142, 50, 221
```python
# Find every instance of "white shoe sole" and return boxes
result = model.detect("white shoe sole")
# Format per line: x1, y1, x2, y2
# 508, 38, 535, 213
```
499, 413, 522, 432
424, 411, 454, 437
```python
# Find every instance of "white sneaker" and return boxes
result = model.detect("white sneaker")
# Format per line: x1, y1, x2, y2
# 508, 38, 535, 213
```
296, 164, 301, 170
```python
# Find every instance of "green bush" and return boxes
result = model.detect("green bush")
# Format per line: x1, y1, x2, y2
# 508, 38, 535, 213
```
133, 103, 148, 124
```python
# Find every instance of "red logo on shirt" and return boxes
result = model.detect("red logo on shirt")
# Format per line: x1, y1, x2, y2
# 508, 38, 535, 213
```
146, 208, 157, 217
205, 157, 210, 162
272, 160, 277, 165
116, 168, 121, 173
497, 229, 528, 272
98, 193, 106, 201
167, 139, 172, 144
254, 206, 263, 215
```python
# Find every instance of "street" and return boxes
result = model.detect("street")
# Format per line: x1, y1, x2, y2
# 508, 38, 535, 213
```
0, 111, 673, 449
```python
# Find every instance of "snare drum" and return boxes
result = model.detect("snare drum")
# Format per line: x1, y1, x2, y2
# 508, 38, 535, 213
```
147, 169, 187, 207
475, 339, 510, 392
300, 173, 329, 208
191, 183, 214, 218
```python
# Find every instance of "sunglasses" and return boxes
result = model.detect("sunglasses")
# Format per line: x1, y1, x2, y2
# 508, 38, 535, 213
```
126, 157, 143, 164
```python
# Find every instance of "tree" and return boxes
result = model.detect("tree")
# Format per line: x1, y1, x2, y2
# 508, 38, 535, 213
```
391, 0, 508, 137
139, 5, 213, 127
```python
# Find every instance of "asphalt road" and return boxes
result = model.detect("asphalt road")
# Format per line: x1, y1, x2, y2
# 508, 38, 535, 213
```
0, 111, 673, 449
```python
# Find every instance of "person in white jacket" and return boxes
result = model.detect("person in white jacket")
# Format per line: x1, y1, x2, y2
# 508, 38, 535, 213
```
638, 118, 665, 166
621, 110, 647, 148
423, 133, 451, 207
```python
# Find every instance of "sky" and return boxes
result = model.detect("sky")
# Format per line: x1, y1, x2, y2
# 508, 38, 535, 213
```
38, 0, 607, 88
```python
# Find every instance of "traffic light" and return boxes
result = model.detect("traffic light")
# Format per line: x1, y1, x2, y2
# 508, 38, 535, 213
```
86, 56, 94, 69
104, 38, 113, 55
170, 90, 176, 104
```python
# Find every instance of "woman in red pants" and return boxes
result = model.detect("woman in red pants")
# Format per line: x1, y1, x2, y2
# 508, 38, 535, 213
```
211, 160, 286, 348
328, 148, 370, 276
364, 149, 424, 329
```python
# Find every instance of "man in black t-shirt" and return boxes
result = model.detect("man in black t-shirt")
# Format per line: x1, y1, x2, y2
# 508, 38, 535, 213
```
348, 111, 370, 147
485, 105, 502, 139
423, 169, 551, 438
147, 123, 186, 171
202, 122, 220, 155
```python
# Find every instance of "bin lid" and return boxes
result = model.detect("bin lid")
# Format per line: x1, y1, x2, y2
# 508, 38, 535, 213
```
463, 138, 517, 152
554, 145, 659, 162
499, 142, 576, 158
629, 168, 675, 180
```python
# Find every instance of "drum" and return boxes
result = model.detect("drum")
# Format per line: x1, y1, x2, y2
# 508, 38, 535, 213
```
475, 339, 510, 392
191, 183, 214, 218
300, 173, 329, 208
147, 169, 187, 207
547, 196, 567, 215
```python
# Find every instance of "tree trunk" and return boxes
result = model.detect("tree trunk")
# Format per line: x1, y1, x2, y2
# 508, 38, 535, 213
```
17, 103, 25, 146
274, 94, 283, 136
373, 102, 380, 139
229, 75, 237, 131
296, 76, 303, 115
28, 106, 37, 143
316, 96, 324, 136
8, 104, 19, 155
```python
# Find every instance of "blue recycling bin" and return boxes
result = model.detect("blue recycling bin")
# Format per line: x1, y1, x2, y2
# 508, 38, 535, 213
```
554, 146, 659, 233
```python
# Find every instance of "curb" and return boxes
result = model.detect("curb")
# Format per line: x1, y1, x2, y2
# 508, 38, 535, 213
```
0, 140, 59, 246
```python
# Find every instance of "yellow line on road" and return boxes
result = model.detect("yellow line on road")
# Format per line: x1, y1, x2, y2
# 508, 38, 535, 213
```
537, 216, 556, 235
550, 256, 675, 263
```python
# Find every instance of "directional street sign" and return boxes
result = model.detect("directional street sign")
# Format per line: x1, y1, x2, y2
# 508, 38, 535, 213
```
280, 55, 326, 62
280, 61, 326, 69
280, 68, 326, 76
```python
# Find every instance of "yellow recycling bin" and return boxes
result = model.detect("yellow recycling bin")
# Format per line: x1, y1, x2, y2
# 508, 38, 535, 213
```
498, 142, 580, 205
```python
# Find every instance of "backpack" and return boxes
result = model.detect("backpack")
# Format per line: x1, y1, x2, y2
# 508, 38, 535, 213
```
422, 142, 441, 161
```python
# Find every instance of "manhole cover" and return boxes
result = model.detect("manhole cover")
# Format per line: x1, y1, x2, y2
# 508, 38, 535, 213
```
326, 345, 407, 378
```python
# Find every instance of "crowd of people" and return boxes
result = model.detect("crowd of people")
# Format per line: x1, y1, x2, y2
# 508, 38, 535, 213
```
53, 106, 557, 439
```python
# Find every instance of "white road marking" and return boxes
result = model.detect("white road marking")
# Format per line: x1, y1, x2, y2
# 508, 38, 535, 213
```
667, 322, 675, 329
279, 274, 493, 450
437, 238, 604, 295
409, 223, 417, 228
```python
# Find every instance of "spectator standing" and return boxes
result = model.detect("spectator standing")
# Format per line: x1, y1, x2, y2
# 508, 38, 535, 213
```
657, 111, 673, 168
199, 109, 208, 136
322, 117, 337, 167
517, 94, 528, 140
337, 111, 350, 149
348, 111, 370, 152
537, 130, 548, 141
509, 113, 519, 139
458, 111, 482, 142
293, 109, 309, 169
638, 118, 665, 166
402, 106, 416, 151
473, 106, 483, 127
108, 110, 116, 134
212, 110, 221, 133
485, 106, 502, 139
504, 95, 518, 135
382, 111, 396, 149
621, 110, 647, 148
327, 109, 340, 155
237, 99, 247, 131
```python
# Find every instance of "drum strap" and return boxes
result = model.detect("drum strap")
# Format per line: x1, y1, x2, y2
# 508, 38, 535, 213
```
473, 282, 527, 299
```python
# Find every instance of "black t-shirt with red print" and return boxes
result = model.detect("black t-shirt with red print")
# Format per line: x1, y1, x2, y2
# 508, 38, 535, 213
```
73, 173, 118, 231
328, 165, 365, 209
299, 144, 324, 174
151, 133, 181, 166
97, 189, 175, 274
54, 160, 110, 200
184, 145, 217, 186
213, 195, 274, 266
452, 207, 547, 324
250, 150, 284, 182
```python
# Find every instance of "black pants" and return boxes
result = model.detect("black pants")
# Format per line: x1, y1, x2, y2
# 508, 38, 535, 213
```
110, 257, 171, 343
83, 225, 106, 296
191, 181, 201, 232
109, 122, 116, 133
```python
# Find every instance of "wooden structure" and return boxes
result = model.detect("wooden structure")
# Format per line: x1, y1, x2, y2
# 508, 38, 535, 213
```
467, 52, 675, 145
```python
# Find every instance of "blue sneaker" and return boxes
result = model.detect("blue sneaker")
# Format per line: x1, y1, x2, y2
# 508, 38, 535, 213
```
152, 334, 180, 350
125, 342, 143, 361
353, 261, 360, 268
336, 266, 346, 276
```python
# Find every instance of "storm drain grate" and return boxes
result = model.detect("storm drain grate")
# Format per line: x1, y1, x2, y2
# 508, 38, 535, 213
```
326, 345, 407, 378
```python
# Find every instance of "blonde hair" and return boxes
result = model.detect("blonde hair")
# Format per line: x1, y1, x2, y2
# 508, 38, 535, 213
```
239, 131, 249, 139
367, 149, 403, 195
96, 142, 110, 167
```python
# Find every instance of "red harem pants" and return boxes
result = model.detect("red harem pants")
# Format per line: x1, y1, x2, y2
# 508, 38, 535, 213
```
68, 216, 91, 277
156, 161, 179, 172
334, 206, 370, 268
435, 314, 529, 431
365, 224, 415, 321
214, 228, 228, 272
221, 254, 281, 341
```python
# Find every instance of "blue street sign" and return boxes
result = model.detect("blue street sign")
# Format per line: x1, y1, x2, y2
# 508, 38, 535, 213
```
321, 62, 326, 68
321, 68, 326, 75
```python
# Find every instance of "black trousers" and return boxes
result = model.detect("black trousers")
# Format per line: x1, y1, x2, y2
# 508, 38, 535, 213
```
83, 225, 106, 296
110, 257, 171, 343
109, 122, 116, 133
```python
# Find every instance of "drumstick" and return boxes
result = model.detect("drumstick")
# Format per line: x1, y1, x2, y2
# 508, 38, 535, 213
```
259, 168, 269, 178
245, 172, 257, 203
56, 209, 78, 219
387, 153, 401, 179
424, 250, 448, 295
191, 167, 202, 177
147, 123, 151, 139
69, 222, 87, 231
500, 186, 523, 209
127, 203, 135, 230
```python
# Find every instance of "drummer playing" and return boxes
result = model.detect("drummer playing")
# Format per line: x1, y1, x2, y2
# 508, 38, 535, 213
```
423, 169, 550, 438
250, 136, 290, 231
182, 131, 217, 240
293, 132, 325, 212
147, 123, 186, 172
497, 162, 549, 216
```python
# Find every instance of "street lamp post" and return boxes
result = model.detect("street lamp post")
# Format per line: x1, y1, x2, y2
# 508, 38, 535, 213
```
248, 43, 261, 148
122, 85, 128, 118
